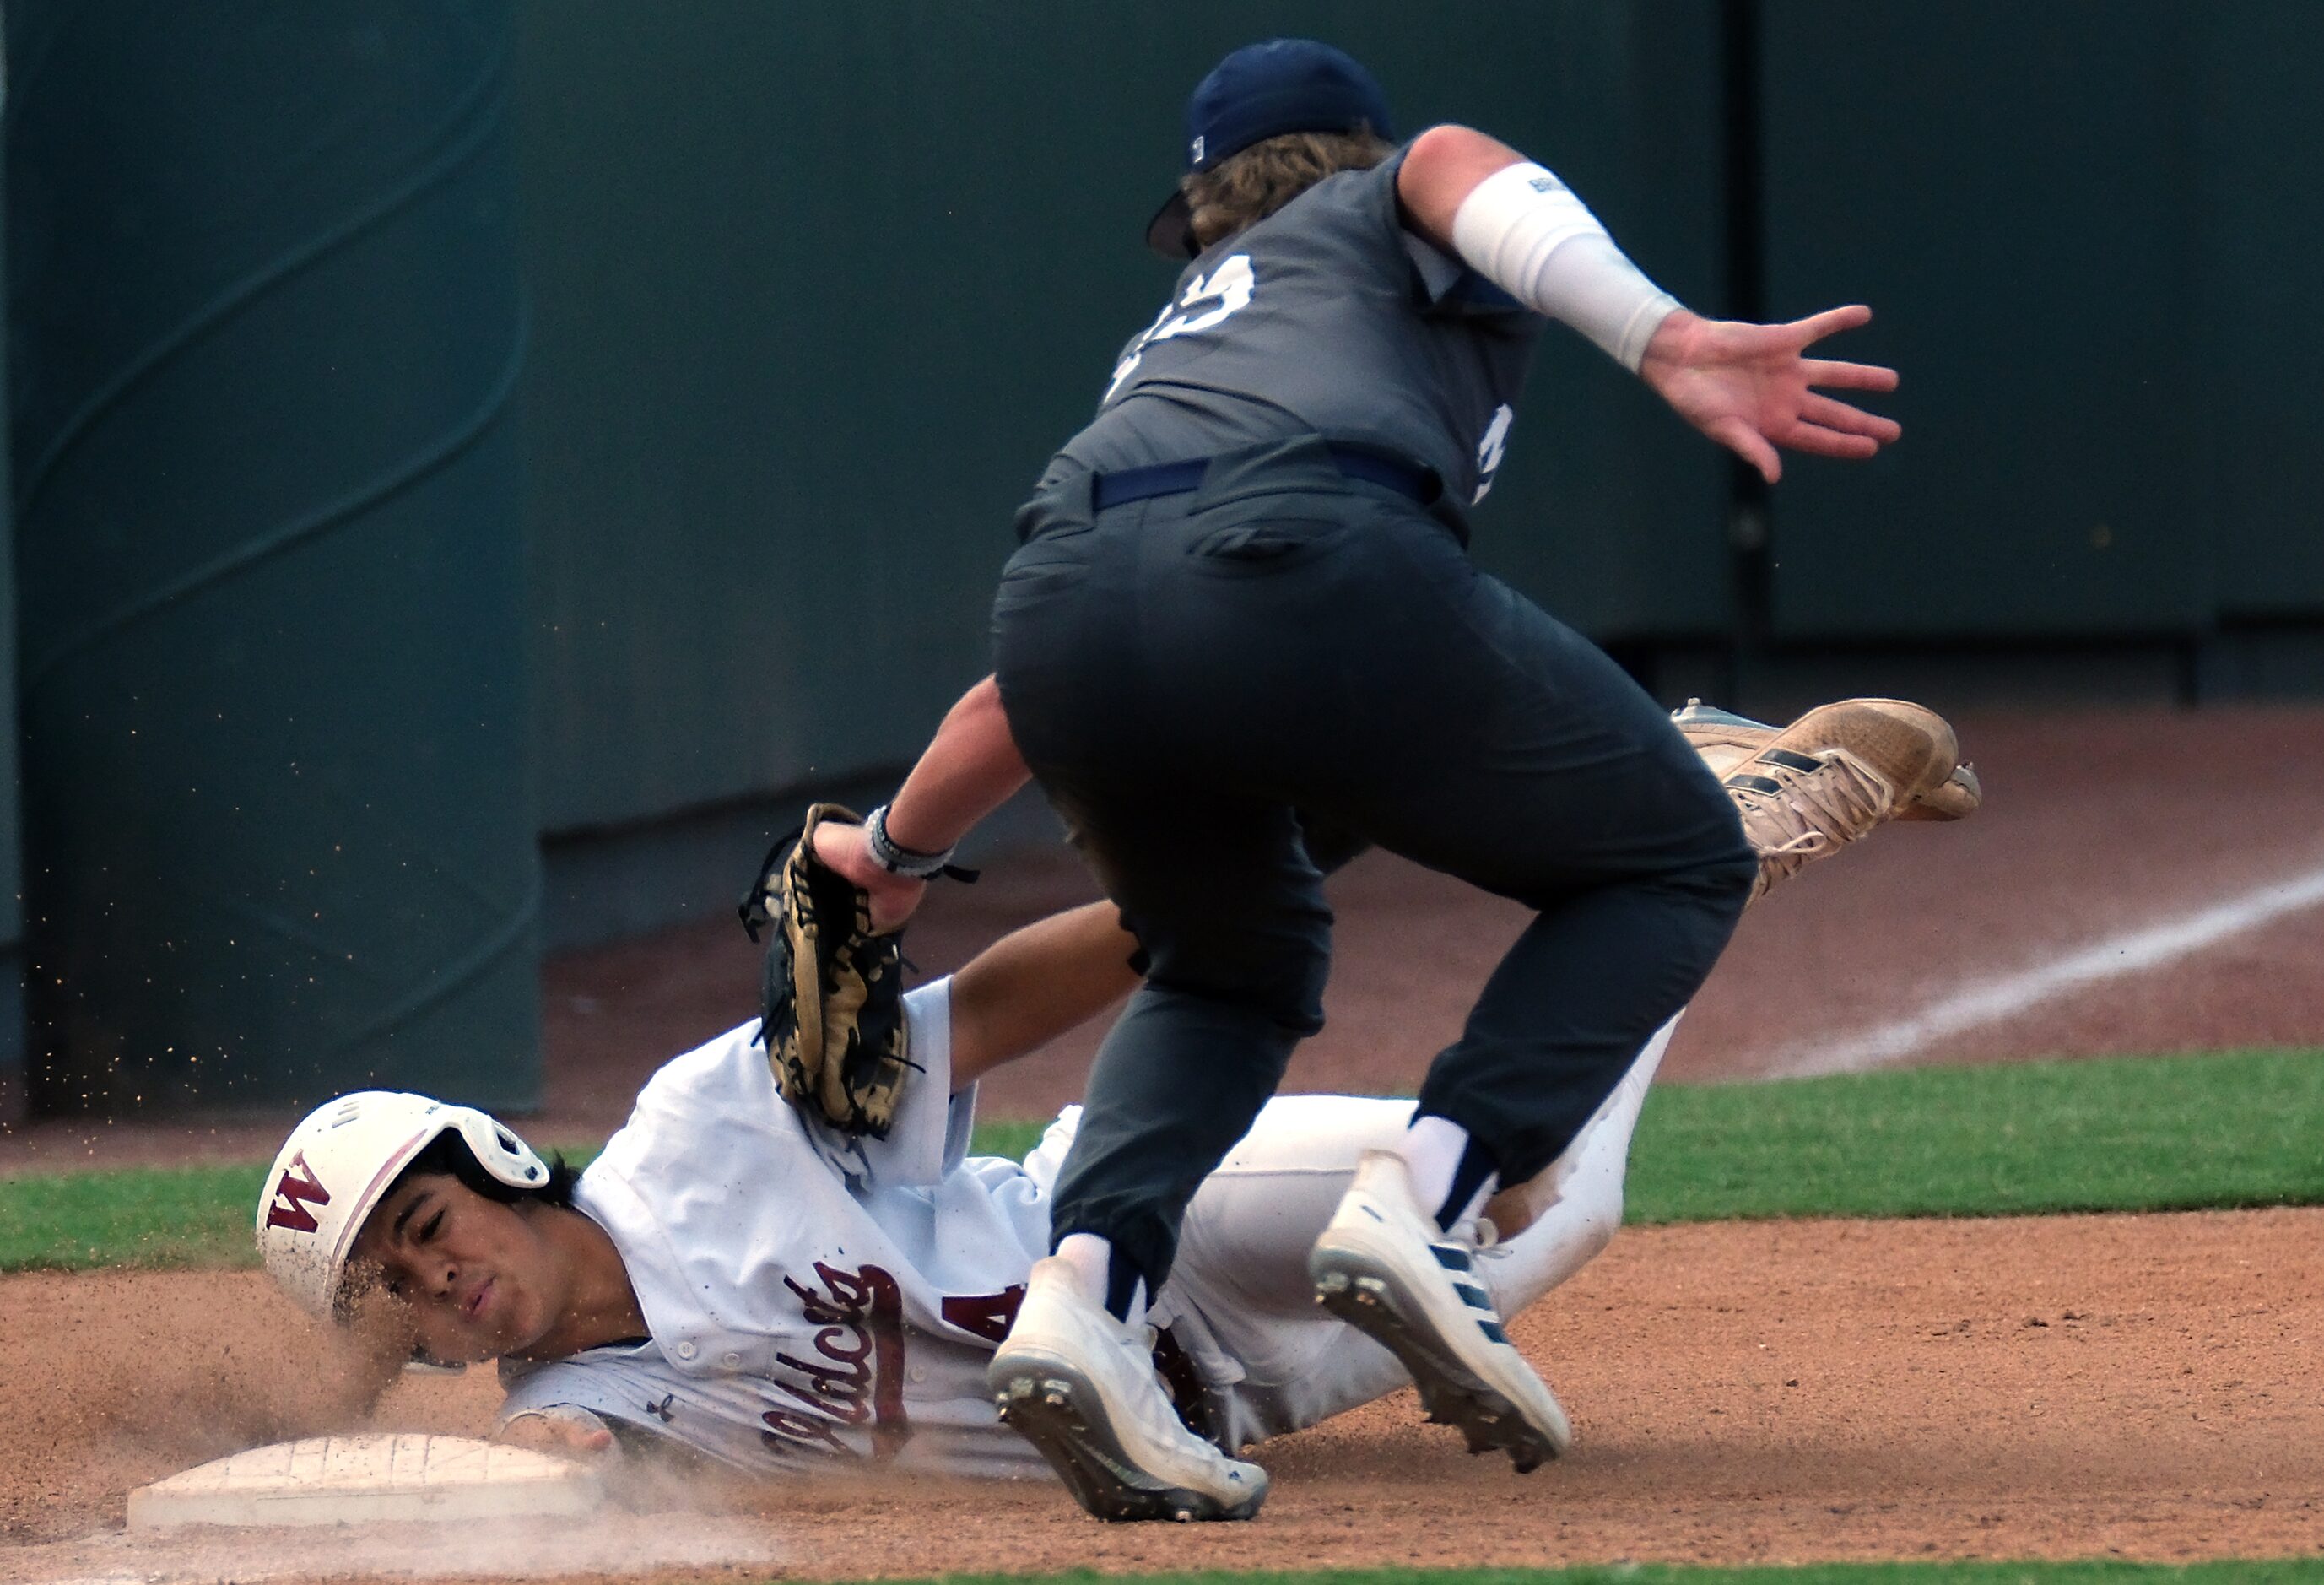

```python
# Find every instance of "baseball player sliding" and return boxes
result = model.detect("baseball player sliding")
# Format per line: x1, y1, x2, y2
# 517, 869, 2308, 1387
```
803, 39, 1934, 1521
256, 702, 1976, 1490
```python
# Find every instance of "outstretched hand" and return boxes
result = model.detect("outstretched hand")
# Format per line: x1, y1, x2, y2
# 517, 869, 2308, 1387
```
1639, 305, 1900, 484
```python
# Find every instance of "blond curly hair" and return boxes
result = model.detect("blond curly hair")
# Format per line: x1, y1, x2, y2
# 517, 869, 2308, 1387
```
1181, 126, 1397, 252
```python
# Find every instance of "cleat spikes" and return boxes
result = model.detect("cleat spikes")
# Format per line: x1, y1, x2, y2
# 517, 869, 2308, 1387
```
986, 1258, 1269, 1523
1311, 1150, 1574, 1474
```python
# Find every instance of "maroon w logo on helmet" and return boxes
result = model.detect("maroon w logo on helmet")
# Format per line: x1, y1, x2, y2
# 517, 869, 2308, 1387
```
264, 1151, 332, 1234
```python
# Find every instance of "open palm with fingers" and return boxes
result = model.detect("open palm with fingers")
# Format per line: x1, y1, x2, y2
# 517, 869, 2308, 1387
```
1640, 304, 1900, 484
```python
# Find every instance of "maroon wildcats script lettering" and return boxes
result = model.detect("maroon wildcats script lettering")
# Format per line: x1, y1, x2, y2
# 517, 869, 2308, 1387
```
264, 1152, 332, 1234
760, 1261, 912, 1459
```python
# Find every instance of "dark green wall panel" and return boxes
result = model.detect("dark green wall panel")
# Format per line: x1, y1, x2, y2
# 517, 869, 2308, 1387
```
0, 155, 18, 951
2193, 4, 2324, 619
516, 2, 1729, 834
1759, 1, 2206, 640
1453, 1, 1734, 646
9, 3, 538, 1112
0, 150, 19, 1090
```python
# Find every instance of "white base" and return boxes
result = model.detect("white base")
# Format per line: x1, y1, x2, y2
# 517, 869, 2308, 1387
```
127, 1434, 601, 1531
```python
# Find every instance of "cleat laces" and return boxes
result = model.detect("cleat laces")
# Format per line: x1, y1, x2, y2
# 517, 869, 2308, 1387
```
1728, 751, 1894, 903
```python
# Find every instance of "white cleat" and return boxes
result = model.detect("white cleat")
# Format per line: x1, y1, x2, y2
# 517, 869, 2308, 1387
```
987, 1256, 1267, 1523
1308, 1150, 1571, 1473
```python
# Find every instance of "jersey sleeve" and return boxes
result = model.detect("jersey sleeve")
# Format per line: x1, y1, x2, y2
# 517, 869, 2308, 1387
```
500, 1353, 807, 1474
1339, 144, 1409, 235
1343, 145, 1529, 318
500, 1359, 675, 1444
842, 976, 975, 1188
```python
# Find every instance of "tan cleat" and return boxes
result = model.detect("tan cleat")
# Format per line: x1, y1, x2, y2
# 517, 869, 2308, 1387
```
1673, 699, 1980, 821
1672, 698, 1968, 905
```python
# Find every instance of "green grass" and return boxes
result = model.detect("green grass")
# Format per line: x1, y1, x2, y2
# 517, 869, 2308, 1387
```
0, 1160, 278, 1270
807, 1553, 2324, 1585
4, 1049, 2320, 1273
1624, 1047, 2324, 1223
970, 1117, 1051, 1163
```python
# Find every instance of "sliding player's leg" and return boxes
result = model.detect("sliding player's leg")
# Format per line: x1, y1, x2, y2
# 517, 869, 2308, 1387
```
1121, 1028, 1661, 1456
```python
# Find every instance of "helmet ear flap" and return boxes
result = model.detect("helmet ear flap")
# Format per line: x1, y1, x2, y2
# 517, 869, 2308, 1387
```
448, 1106, 549, 1191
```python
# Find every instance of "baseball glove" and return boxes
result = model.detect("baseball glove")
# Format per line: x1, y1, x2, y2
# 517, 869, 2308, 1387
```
738, 803, 913, 1138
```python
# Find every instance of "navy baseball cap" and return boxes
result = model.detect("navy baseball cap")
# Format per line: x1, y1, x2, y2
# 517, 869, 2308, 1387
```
1145, 39, 1395, 257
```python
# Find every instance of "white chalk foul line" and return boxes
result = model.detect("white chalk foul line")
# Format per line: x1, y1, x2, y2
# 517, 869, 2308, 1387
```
1765, 857, 2324, 1078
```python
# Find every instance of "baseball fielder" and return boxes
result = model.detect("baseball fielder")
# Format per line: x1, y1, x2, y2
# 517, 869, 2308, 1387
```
257, 702, 1975, 1492
804, 40, 1935, 1519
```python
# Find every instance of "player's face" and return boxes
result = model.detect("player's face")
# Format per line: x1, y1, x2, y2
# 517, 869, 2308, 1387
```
349, 1173, 570, 1365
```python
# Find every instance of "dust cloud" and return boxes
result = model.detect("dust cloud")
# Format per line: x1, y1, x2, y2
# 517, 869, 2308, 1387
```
0, 1270, 786, 1580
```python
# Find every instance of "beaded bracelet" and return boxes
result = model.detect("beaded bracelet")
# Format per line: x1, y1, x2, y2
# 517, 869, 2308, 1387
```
863, 803, 959, 879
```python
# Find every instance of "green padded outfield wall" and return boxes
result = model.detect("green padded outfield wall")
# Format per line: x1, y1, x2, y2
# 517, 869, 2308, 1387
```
0, 116, 19, 1095
516, 2, 1731, 836
8, 3, 540, 1113
1757, 1, 2324, 639
2192, 4, 2324, 620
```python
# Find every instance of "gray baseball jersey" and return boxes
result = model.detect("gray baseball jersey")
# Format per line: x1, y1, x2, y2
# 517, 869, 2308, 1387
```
1052, 148, 1544, 526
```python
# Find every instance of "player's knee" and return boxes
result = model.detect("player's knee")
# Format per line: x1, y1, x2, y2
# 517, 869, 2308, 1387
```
1551, 1176, 1626, 1274
1485, 1179, 1624, 1312
1641, 844, 1753, 947
1573, 1198, 1621, 1264
1684, 777, 1759, 887
1673, 793, 1758, 926
1640, 755, 1755, 906
1266, 941, 1332, 1033
1701, 845, 1756, 922
1150, 955, 1327, 1036
1142, 922, 1330, 1035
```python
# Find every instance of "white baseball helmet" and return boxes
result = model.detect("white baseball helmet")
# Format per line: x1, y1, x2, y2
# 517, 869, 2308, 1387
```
256, 1090, 549, 1321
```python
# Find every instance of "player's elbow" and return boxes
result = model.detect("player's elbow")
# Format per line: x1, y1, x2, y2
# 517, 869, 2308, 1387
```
1398, 124, 1524, 247
1404, 123, 1498, 173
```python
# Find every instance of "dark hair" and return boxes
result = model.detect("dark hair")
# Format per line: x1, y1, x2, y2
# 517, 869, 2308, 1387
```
397, 1129, 581, 1209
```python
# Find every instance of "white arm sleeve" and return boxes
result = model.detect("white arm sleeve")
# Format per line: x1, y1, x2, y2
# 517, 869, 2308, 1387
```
1448, 162, 1681, 372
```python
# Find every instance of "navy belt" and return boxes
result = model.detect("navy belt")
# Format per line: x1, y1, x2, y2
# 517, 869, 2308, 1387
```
1091, 444, 1439, 512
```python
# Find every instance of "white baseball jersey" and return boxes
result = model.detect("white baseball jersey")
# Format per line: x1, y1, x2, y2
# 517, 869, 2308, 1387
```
501, 980, 1059, 1476
500, 982, 1667, 1476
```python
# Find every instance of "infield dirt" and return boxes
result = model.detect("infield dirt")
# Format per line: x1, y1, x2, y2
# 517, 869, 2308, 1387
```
2, 1205, 2319, 1579
3, 705, 2322, 1577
